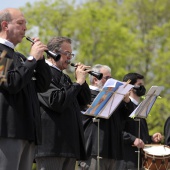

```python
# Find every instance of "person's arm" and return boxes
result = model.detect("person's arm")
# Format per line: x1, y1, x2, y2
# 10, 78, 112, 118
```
123, 131, 145, 148
123, 131, 136, 144
1, 38, 49, 93
1, 52, 37, 93
122, 99, 136, 118
34, 58, 52, 93
38, 70, 86, 112
165, 135, 170, 146
77, 81, 91, 106
122, 92, 136, 117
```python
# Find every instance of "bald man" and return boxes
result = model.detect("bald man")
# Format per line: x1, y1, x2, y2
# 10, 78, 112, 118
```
0, 8, 51, 170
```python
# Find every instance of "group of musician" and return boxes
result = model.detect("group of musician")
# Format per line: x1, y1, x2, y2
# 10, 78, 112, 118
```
0, 7, 169, 170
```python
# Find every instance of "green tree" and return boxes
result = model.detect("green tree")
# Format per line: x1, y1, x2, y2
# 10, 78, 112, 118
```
17, 0, 170, 143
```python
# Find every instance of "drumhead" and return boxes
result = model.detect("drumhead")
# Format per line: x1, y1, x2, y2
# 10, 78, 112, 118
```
143, 145, 170, 156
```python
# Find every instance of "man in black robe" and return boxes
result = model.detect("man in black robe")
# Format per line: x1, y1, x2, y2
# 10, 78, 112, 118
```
116, 73, 162, 170
0, 8, 51, 170
35, 37, 91, 170
78, 64, 134, 170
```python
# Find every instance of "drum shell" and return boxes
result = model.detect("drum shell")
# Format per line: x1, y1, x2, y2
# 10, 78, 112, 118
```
142, 145, 170, 170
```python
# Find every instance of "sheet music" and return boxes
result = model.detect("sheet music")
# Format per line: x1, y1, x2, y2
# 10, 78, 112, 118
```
129, 86, 164, 118
82, 78, 134, 119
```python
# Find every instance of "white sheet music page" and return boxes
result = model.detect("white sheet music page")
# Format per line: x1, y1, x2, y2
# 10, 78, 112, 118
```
129, 86, 164, 118
82, 78, 133, 119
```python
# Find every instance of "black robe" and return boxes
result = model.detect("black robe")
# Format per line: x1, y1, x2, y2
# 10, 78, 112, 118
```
0, 43, 51, 144
35, 67, 91, 160
164, 116, 170, 146
82, 89, 134, 160
121, 117, 152, 169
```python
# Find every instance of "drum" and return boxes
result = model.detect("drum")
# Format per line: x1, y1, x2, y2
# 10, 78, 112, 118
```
142, 144, 170, 170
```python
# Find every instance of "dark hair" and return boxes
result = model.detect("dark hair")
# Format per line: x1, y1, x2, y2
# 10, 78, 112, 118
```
47, 36, 71, 58
0, 10, 12, 31
123, 73, 144, 85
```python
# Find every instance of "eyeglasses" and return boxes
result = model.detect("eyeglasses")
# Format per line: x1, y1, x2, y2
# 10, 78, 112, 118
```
58, 50, 75, 58
102, 76, 112, 80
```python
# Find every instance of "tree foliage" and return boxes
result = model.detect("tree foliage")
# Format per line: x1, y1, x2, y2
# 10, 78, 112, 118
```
17, 0, 170, 139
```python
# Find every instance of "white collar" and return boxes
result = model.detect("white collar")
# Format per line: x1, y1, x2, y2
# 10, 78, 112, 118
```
45, 60, 61, 72
0, 38, 15, 49
129, 96, 139, 105
89, 85, 100, 91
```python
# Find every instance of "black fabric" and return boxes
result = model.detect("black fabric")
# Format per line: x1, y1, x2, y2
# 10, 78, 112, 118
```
35, 67, 91, 160
0, 43, 52, 145
121, 103, 152, 169
164, 116, 170, 146
82, 89, 135, 160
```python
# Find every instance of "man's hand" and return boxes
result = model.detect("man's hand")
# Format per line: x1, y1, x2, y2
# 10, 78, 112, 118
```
134, 138, 145, 149
29, 38, 47, 60
151, 133, 163, 143
75, 63, 91, 85
123, 91, 130, 103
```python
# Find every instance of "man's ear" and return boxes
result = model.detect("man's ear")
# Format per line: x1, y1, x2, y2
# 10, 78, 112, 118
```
1, 21, 8, 30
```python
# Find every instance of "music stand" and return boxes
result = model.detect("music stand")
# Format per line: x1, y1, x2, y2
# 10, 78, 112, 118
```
129, 86, 164, 170
83, 78, 133, 119
82, 78, 133, 170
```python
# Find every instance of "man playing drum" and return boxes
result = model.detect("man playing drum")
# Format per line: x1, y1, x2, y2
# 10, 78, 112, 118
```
115, 73, 163, 170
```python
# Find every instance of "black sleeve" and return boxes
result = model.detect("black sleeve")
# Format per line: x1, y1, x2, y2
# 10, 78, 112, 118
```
2, 52, 37, 94
164, 117, 170, 146
77, 81, 91, 106
119, 100, 136, 120
2, 52, 51, 94
34, 58, 52, 93
122, 131, 136, 145
38, 70, 90, 113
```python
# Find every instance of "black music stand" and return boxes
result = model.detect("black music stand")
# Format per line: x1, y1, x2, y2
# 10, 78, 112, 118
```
82, 78, 133, 170
129, 86, 164, 170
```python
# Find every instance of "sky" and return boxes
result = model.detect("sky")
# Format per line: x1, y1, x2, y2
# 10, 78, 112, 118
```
0, 0, 84, 10
0, 0, 41, 10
